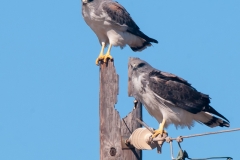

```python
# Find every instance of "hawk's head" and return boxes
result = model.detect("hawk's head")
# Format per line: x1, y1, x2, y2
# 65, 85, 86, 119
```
128, 57, 153, 78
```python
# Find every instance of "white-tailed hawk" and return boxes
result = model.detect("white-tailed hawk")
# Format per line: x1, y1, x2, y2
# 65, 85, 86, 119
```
82, 0, 158, 65
128, 57, 230, 137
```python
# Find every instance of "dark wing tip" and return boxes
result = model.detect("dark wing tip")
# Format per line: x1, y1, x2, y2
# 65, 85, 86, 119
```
149, 38, 158, 44
203, 106, 230, 123
130, 41, 151, 52
127, 29, 158, 44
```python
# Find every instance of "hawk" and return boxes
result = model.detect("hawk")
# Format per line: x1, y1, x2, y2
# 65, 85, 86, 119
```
128, 57, 230, 137
82, 0, 158, 65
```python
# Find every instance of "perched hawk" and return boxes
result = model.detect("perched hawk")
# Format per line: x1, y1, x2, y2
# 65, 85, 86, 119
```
82, 0, 158, 65
128, 57, 230, 137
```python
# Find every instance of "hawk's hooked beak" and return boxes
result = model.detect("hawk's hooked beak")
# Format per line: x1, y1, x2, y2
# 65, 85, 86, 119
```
131, 63, 137, 70
82, 0, 88, 4
82, 0, 93, 4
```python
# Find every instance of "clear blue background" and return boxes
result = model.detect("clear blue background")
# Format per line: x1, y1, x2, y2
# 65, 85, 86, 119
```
1, 0, 239, 159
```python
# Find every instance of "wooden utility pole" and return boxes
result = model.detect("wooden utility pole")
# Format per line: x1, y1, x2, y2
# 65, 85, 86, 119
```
99, 60, 142, 160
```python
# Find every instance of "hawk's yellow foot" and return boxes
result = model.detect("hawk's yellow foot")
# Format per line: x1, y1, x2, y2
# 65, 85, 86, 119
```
103, 44, 113, 63
152, 128, 167, 138
95, 54, 105, 65
96, 42, 106, 65
152, 119, 167, 138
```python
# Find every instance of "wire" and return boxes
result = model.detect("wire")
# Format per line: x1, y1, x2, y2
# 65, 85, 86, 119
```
136, 118, 240, 142
152, 128, 240, 142
171, 128, 240, 140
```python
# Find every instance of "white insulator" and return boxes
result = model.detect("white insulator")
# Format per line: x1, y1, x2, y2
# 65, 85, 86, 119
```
128, 128, 158, 150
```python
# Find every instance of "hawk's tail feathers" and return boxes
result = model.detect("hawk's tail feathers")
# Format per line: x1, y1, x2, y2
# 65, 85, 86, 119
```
203, 116, 230, 128
195, 112, 230, 128
130, 41, 152, 52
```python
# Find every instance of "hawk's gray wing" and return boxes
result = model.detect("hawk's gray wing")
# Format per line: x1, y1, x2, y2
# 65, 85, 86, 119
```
102, 1, 158, 43
148, 70, 229, 122
148, 70, 209, 113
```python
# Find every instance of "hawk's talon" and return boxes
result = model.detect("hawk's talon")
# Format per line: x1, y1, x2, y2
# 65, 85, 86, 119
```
95, 55, 105, 65
103, 54, 113, 63
152, 129, 167, 138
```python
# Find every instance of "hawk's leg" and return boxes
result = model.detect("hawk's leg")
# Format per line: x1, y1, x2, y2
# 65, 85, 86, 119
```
152, 119, 167, 138
95, 42, 106, 65
103, 44, 113, 63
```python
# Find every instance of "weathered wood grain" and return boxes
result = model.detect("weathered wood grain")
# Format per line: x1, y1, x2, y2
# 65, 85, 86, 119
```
99, 60, 122, 160
99, 60, 142, 160
121, 102, 142, 159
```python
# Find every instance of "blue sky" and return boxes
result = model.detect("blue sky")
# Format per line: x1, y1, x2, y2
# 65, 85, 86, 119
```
0, 0, 240, 159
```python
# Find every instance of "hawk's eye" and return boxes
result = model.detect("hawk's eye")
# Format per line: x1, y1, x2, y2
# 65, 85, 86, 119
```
137, 63, 145, 68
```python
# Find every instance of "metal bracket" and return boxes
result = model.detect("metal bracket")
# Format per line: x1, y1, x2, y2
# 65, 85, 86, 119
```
121, 136, 134, 149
